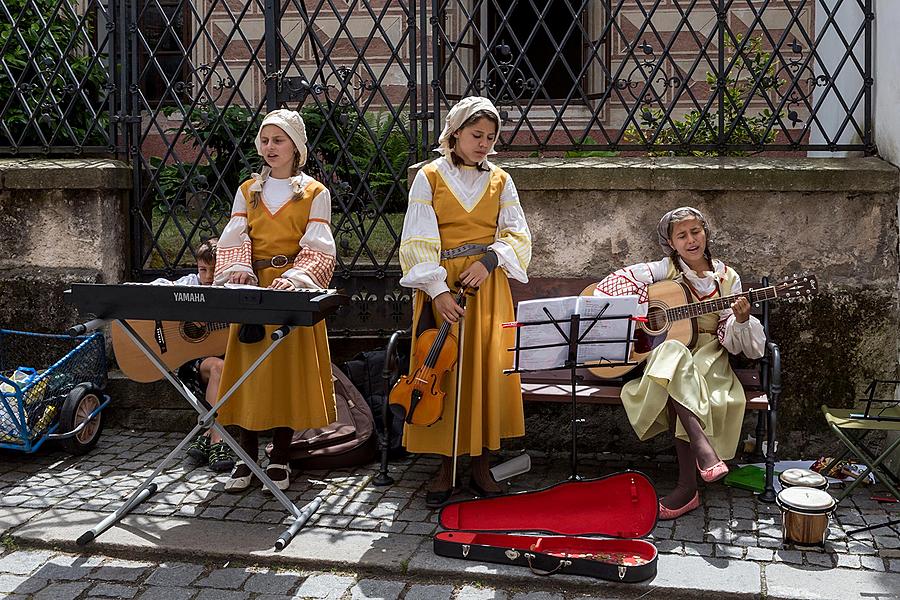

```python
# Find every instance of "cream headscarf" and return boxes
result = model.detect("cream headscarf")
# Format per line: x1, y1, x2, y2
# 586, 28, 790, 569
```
435, 96, 502, 158
250, 109, 309, 193
656, 206, 711, 253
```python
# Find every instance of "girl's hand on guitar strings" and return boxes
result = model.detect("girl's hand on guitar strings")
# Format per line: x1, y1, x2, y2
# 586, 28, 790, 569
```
434, 291, 465, 323
732, 296, 751, 323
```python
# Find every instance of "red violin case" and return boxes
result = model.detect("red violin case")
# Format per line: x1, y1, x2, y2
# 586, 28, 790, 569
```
434, 471, 659, 583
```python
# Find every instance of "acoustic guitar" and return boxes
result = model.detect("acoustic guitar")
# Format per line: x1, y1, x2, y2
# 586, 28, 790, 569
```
111, 320, 229, 382
580, 274, 817, 379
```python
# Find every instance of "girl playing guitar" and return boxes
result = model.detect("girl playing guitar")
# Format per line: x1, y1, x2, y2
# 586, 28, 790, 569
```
593, 207, 766, 519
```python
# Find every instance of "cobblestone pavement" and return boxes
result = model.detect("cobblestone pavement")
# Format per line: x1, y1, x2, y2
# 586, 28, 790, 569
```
1, 428, 899, 599
0, 546, 605, 600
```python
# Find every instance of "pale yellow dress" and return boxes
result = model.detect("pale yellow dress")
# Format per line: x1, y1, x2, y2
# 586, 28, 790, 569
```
398, 157, 532, 457
213, 175, 337, 431
594, 257, 766, 460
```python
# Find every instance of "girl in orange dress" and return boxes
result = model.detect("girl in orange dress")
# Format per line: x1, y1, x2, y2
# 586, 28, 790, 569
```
213, 109, 337, 493
398, 97, 532, 507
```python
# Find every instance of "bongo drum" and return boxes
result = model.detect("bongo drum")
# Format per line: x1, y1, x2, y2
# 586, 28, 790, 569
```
776, 487, 836, 547
779, 468, 828, 491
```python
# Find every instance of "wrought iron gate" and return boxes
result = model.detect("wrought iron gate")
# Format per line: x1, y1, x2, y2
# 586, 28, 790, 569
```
1, 0, 875, 336
125, 0, 424, 336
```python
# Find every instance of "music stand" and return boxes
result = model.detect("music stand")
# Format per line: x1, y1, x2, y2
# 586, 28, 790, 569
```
505, 296, 639, 479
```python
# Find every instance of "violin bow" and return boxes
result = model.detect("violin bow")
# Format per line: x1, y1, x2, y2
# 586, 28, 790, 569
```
450, 285, 472, 489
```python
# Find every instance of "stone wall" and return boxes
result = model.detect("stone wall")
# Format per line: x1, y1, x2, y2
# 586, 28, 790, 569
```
0, 159, 131, 333
490, 157, 900, 457
874, 0, 900, 475
3, 156, 898, 460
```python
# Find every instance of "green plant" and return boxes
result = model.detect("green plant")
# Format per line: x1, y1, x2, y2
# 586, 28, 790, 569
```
0, 0, 110, 150
624, 35, 782, 156
564, 136, 618, 158
0, 534, 17, 552
363, 111, 418, 213
157, 104, 260, 199
527, 137, 619, 159
303, 105, 416, 213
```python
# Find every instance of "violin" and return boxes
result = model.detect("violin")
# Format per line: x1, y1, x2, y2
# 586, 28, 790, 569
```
389, 288, 468, 426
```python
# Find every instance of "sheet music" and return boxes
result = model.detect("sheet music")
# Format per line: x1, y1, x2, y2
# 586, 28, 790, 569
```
514, 296, 579, 370
513, 295, 639, 370
576, 295, 639, 364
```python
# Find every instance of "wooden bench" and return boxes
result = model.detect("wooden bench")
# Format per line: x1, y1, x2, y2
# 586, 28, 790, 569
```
519, 287, 782, 503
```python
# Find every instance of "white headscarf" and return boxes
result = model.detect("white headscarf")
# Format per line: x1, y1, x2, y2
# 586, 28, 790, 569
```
435, 96, 502, 158
656, 206, 711, 254
251, 109, 309, 193
254, 109, 308, 167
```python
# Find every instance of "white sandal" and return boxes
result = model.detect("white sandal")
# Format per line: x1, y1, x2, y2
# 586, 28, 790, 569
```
224, 460, 254, 493
263, 463, 291, 492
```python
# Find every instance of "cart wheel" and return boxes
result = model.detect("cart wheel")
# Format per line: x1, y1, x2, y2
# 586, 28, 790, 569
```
60, 383, 106, 455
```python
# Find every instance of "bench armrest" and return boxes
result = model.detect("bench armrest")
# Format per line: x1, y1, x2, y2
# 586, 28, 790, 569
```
382, 329, 409, 394
764, 340, 781, 411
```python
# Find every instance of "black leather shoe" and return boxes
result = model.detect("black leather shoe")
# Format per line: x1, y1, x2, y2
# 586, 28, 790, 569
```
425, 488, 453, 508
468, 478, 503, 498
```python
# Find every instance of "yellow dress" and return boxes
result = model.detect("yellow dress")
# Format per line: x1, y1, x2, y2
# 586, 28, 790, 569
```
216, 179, 336, 431
620, 262, 747, 460
401, 162, 526, 457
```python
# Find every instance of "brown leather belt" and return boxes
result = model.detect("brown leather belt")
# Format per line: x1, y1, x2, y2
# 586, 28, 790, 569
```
252, 254, 297, 269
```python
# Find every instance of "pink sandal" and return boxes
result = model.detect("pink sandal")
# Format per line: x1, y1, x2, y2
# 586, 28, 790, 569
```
658, 491, 700, 520
697, 459, 729, 483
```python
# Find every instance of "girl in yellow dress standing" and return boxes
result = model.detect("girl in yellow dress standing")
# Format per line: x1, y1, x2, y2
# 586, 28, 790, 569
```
213, 109, 337, 493
593, 207, 766, 519
399, 96, 532, 507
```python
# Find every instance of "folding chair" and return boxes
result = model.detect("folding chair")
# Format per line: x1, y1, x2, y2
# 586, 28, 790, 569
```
820, 379, 900, 535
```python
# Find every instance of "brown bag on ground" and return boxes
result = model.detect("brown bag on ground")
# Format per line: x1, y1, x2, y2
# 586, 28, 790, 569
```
267, 364, 377, 469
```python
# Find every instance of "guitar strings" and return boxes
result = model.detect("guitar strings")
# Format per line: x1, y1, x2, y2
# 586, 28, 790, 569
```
113, 323, 229, 359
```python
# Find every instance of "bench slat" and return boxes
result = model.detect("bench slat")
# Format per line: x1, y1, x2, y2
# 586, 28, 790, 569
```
521, 381, 768, 410
519, 367, 762, 389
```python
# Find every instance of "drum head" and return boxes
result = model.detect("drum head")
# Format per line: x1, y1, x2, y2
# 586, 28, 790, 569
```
777, 486, 836, 513
779, 468, 827, 488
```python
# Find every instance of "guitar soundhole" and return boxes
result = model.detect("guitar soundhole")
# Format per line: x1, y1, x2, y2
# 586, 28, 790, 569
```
181, 322, 209, 342
645, 306, 668, 335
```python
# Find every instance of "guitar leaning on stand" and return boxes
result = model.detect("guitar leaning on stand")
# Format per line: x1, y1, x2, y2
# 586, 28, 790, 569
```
581, 274, 817, 378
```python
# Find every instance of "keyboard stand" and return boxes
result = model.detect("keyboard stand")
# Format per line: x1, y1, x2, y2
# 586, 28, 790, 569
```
74, 319, 324, 551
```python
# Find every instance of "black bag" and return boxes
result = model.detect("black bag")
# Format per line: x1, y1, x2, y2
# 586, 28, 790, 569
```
340, 347, 407, 456
270, 364, 377, 469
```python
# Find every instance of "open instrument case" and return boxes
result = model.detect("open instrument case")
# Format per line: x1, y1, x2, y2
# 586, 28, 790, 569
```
434, 471, 659, 582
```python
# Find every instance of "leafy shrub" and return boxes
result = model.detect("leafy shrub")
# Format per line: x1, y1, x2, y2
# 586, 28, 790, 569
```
624, 35, 782, 156
149, 104, 416, 215
0, 0, 110, 151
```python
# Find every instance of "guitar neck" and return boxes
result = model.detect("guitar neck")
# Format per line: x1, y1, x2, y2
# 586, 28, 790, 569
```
666, 286, 777, 323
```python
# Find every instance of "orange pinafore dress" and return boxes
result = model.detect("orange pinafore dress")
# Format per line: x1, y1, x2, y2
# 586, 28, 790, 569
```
403, 163, 524, 457
216, 179, 336, 431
